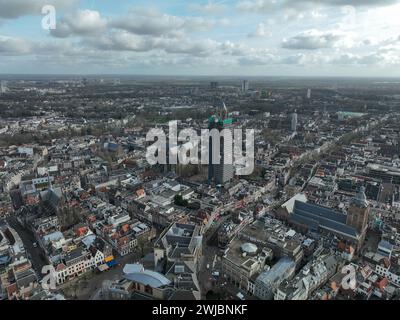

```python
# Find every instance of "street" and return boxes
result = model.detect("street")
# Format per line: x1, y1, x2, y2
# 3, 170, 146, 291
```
6, 215, 48, 275
199, 214, 231, 299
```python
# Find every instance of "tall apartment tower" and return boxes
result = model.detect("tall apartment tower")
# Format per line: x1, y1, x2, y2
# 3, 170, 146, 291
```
242, 80, 249, 92
208, 101, 234, 185
291, 112, 298, 132
346, 186, 370, 246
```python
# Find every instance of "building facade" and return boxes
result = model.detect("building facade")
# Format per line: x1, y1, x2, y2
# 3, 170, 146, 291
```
208, 101, 234, 185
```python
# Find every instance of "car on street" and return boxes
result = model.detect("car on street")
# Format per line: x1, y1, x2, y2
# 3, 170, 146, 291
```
212, 271, 220, 277
237, 292, 245, 300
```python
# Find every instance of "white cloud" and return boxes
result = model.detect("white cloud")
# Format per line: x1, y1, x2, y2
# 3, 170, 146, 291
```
51, 10, 108, 38
2, 0, 400, 75
282, 30, 352, 50
330, 53, 383, 65
0, 0, 75, 19
247, 23, 271, 38
109, 8, 215, 37
220, 41, 248, 56
237, 0, 399, 13
280, 53, 326, 65
0, 35, 32, 54
188, 2, 226, 15
86, 31, 220, 57
238, 54, 278, 65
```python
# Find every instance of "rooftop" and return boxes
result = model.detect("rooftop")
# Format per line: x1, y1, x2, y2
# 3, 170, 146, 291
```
255, 257, 295, 286
123, 263, 171, 288
290, 200, 359, 240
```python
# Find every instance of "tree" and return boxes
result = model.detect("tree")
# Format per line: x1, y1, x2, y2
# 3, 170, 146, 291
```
174, 194, 188, 207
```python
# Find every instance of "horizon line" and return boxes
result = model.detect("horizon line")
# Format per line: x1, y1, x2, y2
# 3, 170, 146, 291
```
1, 73, 400, 80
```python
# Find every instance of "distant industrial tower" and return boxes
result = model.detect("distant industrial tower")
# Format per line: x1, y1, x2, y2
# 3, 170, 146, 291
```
346, 186, 370, 246
242, 80, 249, 92
208, 100, 234, 185
291, 112, 298, 132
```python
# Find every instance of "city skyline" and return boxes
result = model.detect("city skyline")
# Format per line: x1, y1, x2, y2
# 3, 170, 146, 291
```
1, 0, 400, 76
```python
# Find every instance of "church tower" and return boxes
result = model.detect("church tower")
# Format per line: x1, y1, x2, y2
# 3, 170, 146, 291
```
346, 186, 369, 247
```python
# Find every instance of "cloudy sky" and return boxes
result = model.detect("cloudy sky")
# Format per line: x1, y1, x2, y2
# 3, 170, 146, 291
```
1, 0, 400, 76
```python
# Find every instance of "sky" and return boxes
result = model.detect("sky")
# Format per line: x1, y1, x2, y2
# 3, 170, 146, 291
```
1, 0, 400, 76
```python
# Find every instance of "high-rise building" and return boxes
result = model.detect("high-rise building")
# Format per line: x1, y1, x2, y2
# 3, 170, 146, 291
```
210, 81, 219, 90
346, 186, 369, 245
323, 105, 329, 120
306, 88, 311, 99
0, 81, 7, 94
291, 112, 297, 132
208, 101, 234, 185
242, 80, 249, 92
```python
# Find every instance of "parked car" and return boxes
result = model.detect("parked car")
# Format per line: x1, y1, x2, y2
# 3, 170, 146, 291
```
237, 292, 245, 300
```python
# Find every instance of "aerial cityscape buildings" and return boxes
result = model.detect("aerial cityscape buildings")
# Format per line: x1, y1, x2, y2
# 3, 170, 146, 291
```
0, 75, 399, 303
1, 0, 400, 308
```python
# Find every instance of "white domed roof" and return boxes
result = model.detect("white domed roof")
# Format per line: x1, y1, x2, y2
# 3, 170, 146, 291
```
241, 242, 258, 254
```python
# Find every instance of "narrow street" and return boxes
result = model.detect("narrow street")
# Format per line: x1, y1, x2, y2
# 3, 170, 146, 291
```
6, 215, 48, 275
198, 215, 230, 299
